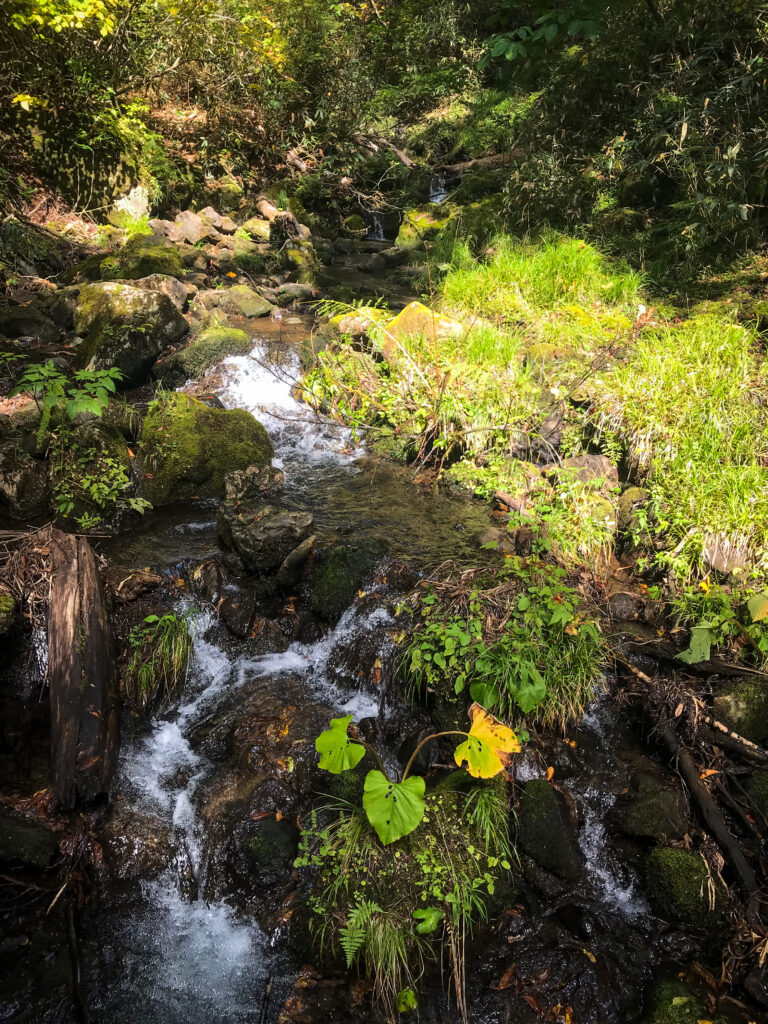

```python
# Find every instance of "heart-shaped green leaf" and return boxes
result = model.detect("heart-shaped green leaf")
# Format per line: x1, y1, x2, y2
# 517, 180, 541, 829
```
469, 681, 500, 708
363, 770, 426, 845
316, 715, 366, 774
413, 907, 443, 934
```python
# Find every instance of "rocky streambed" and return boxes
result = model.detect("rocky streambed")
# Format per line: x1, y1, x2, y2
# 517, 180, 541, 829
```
0, 201, 765, 1024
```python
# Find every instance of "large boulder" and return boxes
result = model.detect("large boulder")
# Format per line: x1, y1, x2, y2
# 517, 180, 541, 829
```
153, 326, 252, 387
139, 392, 273, 505
240, 217, 271, 242
0, 442, 50, 518
224, 463, 284, 505
395, 204, 453, 249
516, 778, 583, 880
611, 769, 689, 842
174, 209, 222, 246
217, 504, 314, 574
74, 282, 188, 384
198, 284, 273, 319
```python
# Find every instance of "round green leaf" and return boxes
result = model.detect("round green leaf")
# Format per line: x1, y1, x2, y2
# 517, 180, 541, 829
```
413, 907, 443, 934
469, 682, 500, 708
363, 770, 426, 845
315, 715, 366, 774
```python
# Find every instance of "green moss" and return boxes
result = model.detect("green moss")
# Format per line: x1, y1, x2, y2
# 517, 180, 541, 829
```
646, 847, 724, 928
99, 243, 185, 281
617, 486, 649, 531
396, 204, 452, 249
283, 242, 319, 284
0, 591, 16, 634
154, 327, 252, 387
744, 769, 768, 821
343, 214, 366, 233
712, 677, 768, 743
139, 391, 273, 505
516, 779, 583, 879
241, 217, 271, 241
640, 981, 727, 1024
311, 537, 389, 621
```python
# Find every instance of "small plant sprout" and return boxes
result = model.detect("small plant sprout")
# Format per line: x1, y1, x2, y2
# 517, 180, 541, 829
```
315, 702, 520, 845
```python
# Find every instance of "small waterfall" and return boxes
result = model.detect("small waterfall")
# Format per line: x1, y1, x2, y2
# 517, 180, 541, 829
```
367, 214, 386, 240
428, 174, 450, 204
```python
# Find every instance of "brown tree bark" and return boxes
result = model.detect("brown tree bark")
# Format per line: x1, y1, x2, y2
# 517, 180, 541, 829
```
47, 528, 119, 810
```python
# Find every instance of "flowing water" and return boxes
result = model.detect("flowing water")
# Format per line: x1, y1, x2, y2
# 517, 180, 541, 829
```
1, 323, 701, 1022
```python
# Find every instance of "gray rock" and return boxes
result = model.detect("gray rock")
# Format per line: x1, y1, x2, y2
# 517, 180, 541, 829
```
556, 454, 619, 491
612, 769, 688, 841
74, 281, 188, 384
198, 285, 273, 319
100, 804, 174, 881
0, 443, 50, 518
174, 210, 222, 246
713, 677, 768, 743
276, 282, 317, 306
217, 504, 314, 574
224, 464, 284, 505
149, 218, 186, 244
516, 778, 583, 880
131, 274, 193, 311
310, 537, 389, 622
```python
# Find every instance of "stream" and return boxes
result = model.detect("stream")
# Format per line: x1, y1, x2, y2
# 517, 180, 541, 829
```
0, 319, 721, 1023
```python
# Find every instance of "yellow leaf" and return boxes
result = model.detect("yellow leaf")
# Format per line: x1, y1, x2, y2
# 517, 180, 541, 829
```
454, 702, 520, 779
546, 766, 555, 781
674, 703, 684, 717
700, 768, 719, 779
582, 948, 596, 962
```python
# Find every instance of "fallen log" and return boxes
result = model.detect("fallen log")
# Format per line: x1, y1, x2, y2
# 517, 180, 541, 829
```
48, 529, 119, 810
254, 197, 311, 241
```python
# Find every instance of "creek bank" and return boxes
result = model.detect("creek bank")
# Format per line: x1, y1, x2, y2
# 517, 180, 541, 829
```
0, 188, 766, 1024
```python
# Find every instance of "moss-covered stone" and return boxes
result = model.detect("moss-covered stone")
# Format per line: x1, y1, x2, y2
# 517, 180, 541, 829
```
524, 343, 577, 366
639, 981, 727, 1024
139, 392, 273, 505
712, 677, 768, 744
200, 285, 273, 319
396, 205, 452, 249
310, 537, 389, 622
207, 178, 243, 213
74, 281, 188, 384
516, 778, 583, 880
0, 442, 51, 519
154, 327, 252, 387
240, 217, 271, 242
98, 242, 186, 282
383, 302, 464, 349
0, 589, 17, 634
0, 805, 58, 869
614, 772, 688, 842
51, 420, 134, 525
343, 214, 366, 235
646, 846, 724, 928
282, 241, 320, 284
618, 486, 649, 531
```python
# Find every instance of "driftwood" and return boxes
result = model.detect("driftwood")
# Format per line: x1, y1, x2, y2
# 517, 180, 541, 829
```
48, 529, 119, 810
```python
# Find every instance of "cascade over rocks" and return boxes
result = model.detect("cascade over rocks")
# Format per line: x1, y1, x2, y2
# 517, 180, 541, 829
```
153, 326, 252, 387
74, 281, 188, 384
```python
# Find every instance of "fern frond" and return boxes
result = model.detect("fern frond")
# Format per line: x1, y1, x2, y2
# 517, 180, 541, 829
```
339, 899, 381, 967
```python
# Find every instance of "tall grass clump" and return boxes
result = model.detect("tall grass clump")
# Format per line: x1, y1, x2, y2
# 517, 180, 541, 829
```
591, 314, 768, 577
122, 611, 194, 709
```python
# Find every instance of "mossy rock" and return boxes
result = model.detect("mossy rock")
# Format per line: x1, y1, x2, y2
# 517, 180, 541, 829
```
524, 343, 577, 366
202, 285, 273, 319
154, 327, 252, 387
99, 242, 186, 282
639, 981, 727, 1024
310, 537, 389, 622
712, 677, 768, 744
74, 281, 188, 384
744, 769, 768, 822
0, 441, 51, 519
617, 486, 649, 531
230, 239, 265, 274
139, 392, 273, 505
645, 846, 724, 929
396, 204, 453, 249
0, 805, 58, 869
206, 178, 244, 214
516, 778, 583, 880
240, 217, 271, 242
343, 214, 366, 235
0, 588, 17, 634
613, 771, 688, 842
282, 242, 320, 284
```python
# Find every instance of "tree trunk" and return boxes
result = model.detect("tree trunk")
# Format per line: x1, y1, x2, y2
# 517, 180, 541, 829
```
47, 528, 119, 810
